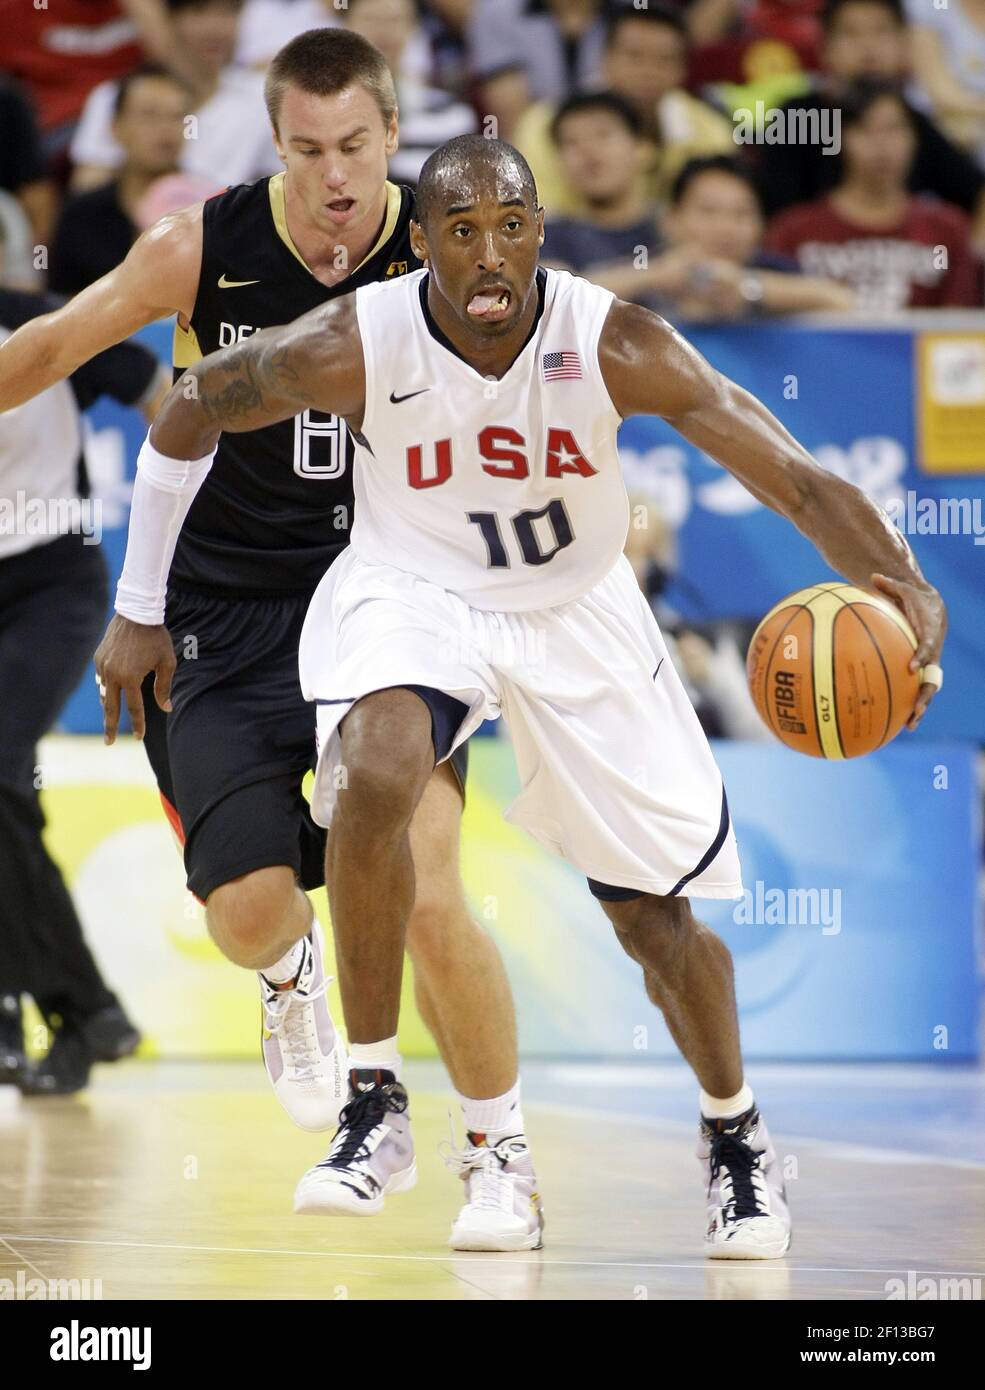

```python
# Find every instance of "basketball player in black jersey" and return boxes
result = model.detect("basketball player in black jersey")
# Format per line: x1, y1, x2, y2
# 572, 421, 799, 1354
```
0, 30, 541, 1252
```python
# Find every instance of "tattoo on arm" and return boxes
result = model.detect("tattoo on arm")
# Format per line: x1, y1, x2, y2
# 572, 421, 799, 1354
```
259, 344, 307, 401
193, 340, 313, 428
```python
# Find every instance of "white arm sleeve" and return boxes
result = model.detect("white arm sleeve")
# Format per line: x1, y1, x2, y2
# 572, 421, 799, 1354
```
115, 436, 217, 626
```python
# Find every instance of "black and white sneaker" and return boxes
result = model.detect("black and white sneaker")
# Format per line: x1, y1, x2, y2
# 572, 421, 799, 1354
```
294, 1069, 416, 1217
699, 1105, 791, 1259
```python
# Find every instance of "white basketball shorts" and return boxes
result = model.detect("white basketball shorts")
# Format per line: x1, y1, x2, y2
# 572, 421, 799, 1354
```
299, 549, 743, 900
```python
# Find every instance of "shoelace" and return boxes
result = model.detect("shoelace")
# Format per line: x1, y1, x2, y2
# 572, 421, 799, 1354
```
709, 1129, 766, 1224
441, 1138, 517, 1213
323, 1083, 409, 1171
262, 977, 330, 1083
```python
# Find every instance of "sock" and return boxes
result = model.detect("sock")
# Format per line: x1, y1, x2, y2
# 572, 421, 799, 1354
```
458, 1080, 524, 1141
349, 1037, 401, 1080
700, 1082, 754, 1121
260, 936, 307, 988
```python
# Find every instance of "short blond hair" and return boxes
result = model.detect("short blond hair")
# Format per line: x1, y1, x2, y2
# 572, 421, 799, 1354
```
264, 28, 397, 134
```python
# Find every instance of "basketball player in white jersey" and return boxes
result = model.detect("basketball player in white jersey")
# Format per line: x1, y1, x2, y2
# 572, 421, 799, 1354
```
107, 136, 946, 1257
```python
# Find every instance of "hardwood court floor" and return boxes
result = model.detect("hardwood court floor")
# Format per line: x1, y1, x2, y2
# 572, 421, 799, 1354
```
1, 1061, 983, 1301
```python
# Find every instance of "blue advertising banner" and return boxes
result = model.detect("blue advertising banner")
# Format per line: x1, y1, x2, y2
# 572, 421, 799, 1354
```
618, 323, 985, 742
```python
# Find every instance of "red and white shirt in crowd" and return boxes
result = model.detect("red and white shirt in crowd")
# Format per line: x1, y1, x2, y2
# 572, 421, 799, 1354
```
765, 195, 982, 311
4, 0, 144, 130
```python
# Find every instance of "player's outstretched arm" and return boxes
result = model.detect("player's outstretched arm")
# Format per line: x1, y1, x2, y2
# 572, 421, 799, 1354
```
150, 295, 366, 459
599, 300, 947, 726
95, 296, 366, 745
0, 205, 202, 413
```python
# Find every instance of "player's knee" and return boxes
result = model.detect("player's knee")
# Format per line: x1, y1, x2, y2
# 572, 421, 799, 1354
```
336, 758, 427, 841
606, 894, 696, 979
336, 697, 434, 840
206, 866, 297, 966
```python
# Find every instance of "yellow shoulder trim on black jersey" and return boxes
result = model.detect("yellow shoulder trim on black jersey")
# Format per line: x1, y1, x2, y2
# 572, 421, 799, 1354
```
268, 171, 309, 270
268, 174, 403, 277
173, 318, 203, 369
352, 180, 402, 275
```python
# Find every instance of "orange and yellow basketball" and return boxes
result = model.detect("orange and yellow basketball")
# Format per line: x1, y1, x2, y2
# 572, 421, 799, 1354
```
747, 583, 921, 758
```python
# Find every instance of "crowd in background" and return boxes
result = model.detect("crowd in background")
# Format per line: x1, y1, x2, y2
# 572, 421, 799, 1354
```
2, 0, 985, 312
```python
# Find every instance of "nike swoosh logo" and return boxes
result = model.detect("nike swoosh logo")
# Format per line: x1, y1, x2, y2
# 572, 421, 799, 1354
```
389, 388, 430, 404
218, 274, 260, 288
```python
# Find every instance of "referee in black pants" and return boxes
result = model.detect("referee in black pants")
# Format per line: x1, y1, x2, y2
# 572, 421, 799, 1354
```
0, 283, 168, 1094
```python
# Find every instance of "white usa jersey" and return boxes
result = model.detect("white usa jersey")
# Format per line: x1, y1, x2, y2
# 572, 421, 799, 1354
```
349, 265, 627, 611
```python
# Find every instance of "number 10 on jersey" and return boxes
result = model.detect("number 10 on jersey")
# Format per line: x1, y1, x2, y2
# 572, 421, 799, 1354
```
467, 499, 574, 568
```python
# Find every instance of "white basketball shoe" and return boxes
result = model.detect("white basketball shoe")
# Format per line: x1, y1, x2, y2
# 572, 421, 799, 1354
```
699, 1105, 791, 1259
259, 920, 346, 1131
294, 1069, 417, 1216
448, 1132, 544, 1252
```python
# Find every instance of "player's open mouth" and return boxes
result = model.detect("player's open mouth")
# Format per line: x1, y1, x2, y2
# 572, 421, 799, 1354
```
326, 198, 356, 219
467, 286, 512, 321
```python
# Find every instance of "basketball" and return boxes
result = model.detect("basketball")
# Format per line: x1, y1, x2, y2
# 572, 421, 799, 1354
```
746, 583, 921, 758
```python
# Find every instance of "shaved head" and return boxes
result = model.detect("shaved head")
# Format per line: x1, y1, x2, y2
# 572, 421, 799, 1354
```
409, 133, 545, 348
414, 135, 539, 228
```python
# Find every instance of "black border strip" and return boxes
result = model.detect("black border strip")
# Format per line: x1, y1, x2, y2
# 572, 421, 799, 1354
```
668, 784, 731, 897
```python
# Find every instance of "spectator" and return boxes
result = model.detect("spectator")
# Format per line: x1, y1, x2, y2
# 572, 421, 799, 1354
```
755, 0, 985, 249
234, 0, 341, 67
588, 155, 855, 316
69, 0, 281, 191
542, 93, 661, 271
765, 82, 982, 310
514, 5, 733, 216
233, 0, 441, 86
132, 171, 226, 228
0, 78, 57, 246
668, 621, 773, 740
906, 0, 985, 161
417, 0, 476, 96
622, 496, 769, 741
469, 0, 611, 143
687, 0, 824, 84
50, 68, 190, 297
343, 0, 477, 184
3, 0, 146, 154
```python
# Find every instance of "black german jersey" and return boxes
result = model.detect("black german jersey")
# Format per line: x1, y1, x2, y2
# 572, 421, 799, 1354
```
169, 175, 420, 595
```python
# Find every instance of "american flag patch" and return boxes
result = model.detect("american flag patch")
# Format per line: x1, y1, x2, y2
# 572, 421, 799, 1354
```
543, 351, 582, 381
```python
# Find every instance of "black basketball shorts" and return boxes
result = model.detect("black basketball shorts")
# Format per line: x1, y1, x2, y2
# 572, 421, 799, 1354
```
141, 586, 468, 901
